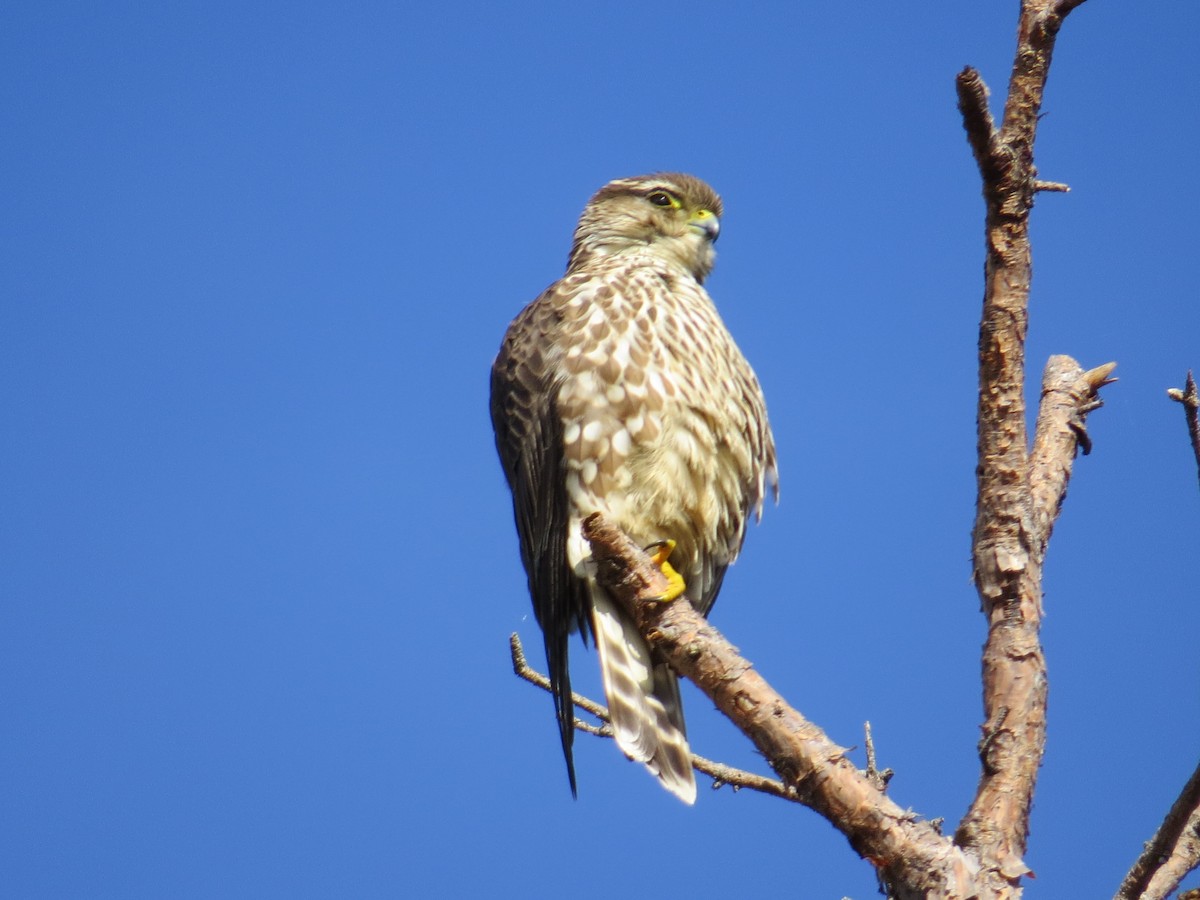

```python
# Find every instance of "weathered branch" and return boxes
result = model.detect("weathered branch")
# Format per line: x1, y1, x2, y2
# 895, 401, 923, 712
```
509, 632, 795, 800
1167, 371, 1200, 490
957, 354, 1113, 883
955, 0, 1096, 889
1029, 357, 1117, 555
956, 67, 1005, 188
582, 512, 980, 900
1114, 759, 1200, 900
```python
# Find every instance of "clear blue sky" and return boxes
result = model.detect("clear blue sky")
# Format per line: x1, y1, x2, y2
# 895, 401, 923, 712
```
3, 2, 1198, 897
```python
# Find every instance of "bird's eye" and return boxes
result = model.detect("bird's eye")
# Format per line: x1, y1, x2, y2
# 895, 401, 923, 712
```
647, 191, 675, 207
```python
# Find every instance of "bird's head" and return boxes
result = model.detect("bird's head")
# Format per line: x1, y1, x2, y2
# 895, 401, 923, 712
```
566, 173, 723, 282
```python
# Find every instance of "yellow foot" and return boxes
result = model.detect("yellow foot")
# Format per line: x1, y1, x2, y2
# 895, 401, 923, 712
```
643, 539, 686, 602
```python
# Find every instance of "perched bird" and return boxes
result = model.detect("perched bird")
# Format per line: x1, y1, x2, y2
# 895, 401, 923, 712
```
490, 173, 777, 804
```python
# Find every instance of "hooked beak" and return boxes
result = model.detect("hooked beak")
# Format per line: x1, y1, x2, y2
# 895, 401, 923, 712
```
689, 208, 720, 242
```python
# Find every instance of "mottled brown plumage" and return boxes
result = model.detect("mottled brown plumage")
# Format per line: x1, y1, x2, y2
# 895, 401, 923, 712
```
491, 173, 777, 803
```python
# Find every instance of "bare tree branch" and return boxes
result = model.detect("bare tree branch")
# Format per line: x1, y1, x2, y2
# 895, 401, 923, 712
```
956, 67, 1005, 187
1114, 760, 1200, 900
954, 0, 1096, 886
582, 512, 981, 899
956, 353, 1113, 882
1029, 358, 1117, 553
1167, 371, 1200, 490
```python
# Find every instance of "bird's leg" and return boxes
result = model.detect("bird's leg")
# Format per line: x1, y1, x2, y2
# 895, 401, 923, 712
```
643, 539, 686, 602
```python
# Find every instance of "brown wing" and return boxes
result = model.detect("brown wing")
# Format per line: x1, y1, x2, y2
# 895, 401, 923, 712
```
489, 286, 589, 796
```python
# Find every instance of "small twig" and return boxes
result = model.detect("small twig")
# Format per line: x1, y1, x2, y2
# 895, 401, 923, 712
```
1167, 371, 1200, 491
510, 632, 609, 729
1033, 179, 1070, 193
863, 722, 894, 792
690, 752, 797, 802
509, 632, 795, 799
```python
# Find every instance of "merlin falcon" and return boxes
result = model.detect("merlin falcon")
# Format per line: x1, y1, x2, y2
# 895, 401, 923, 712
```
490, 173, 777, 803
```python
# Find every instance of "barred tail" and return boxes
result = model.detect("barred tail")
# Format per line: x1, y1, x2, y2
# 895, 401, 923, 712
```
590, 588, 696, 804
